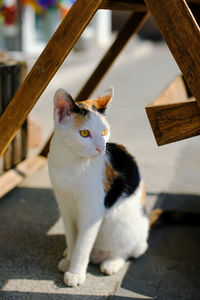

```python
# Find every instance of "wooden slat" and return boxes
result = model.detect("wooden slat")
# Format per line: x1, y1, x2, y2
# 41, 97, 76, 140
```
145, 76, 200, 146
0, 155, 46, 198
40, 11, 149, 157
19, 62, 28, 161
101, 0, 146, 11
144, 0, 200, 108
11, 64, 23, 167
0, 0, 104, 158
76, 11, 149, 101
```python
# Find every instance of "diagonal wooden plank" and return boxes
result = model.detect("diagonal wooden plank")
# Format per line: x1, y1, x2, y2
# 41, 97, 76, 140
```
144, 0, 200, 107
0, 0, 104, 157
0, 155, 46, 198
76, 11, 149, 101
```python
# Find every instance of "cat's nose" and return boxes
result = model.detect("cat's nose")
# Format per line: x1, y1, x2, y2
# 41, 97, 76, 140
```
96, 147, 103, 154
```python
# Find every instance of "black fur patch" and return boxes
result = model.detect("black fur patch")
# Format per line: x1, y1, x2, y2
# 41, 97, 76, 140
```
92, 105, 106, 115
74, 103, 90, 116
104, 143, 140, 208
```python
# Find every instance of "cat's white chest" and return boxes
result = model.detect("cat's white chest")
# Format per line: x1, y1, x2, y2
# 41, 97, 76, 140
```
49, 164, 77, 192
48, 141, 105, 201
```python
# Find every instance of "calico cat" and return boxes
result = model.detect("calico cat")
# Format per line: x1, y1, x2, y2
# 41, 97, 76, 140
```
48, 87, 149, 287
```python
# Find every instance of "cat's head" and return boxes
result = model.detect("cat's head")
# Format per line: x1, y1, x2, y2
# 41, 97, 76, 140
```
53, 88, 114, 159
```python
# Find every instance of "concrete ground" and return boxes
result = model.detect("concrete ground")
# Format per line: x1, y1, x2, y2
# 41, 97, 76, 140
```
0, 37, 200, 299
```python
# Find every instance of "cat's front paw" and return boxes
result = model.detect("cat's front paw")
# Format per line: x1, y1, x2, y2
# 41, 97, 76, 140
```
63, 271, 86, 287
58, 258, 70, 272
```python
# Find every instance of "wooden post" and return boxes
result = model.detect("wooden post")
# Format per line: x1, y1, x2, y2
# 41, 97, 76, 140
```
0, 0, 104, 157
144, 0, 200, 107
1, 64, 13, 171
11, 64, 22, 167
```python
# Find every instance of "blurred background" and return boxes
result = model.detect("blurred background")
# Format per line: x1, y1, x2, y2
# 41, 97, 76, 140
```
0, 0, 162, 54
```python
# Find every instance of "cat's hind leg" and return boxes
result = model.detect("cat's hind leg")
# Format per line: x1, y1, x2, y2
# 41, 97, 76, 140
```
58, 248, 69, 272
100, 257, 125, 275
131, 241, 148, 259
90, 248, 110, 264
63, 248, 67, 257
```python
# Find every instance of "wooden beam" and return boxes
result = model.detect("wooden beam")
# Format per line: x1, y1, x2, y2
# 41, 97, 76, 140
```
145, 76, 200, 146
76, 11, 149, 101
144, 0, 200, 108
40, 11, 149, 157
0, 0, 104, 158
100, 0, 146, 11
0, 155, 46, 198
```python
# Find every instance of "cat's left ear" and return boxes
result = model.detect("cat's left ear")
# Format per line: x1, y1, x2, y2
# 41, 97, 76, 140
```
96, 87, 114, 113
92, 87, 114, 114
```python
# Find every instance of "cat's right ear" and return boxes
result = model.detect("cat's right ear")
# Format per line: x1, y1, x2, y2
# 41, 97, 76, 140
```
54, 89, 74, 122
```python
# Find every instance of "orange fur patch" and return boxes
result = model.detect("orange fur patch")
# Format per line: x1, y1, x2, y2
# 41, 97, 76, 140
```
104, 161, 118, 193
79, 94, 110, 111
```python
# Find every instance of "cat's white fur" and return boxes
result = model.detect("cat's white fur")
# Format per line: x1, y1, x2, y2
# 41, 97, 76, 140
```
48, 88, 149, 287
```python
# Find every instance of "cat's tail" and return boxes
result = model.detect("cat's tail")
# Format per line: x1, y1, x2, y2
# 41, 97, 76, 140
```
148, 209, 163, 227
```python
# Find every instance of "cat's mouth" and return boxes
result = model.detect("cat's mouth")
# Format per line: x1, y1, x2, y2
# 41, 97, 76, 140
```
93, 152, 103, 158
90, 149, 105, 158
78, 150, 104, 159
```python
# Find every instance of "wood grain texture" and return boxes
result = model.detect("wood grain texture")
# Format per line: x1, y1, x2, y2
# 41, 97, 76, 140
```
101, 0, 146, 11
146, 76, 200, 146
144, 0, 200, 108
0, 0, 104, 157
0, 155, 46, 198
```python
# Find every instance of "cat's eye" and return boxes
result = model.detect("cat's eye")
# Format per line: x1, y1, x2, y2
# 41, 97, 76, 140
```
102, 128, 108, 136
80, 130, 90, 138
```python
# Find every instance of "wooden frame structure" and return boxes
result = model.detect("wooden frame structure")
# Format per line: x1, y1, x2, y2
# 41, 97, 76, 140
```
146, 76, 200, 146
0, 0, 200, 197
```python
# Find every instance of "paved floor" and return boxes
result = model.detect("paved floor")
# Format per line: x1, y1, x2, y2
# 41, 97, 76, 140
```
0, 37, 200, 299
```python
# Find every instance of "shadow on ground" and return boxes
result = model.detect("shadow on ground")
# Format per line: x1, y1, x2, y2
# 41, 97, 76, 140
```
111, 193, 200, 300
0, 187, 200, 299
0, 187, 105, 299
0, 188, 64, 287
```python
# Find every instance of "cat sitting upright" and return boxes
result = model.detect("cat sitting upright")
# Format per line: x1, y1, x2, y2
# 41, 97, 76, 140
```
48, 87, 149, 287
